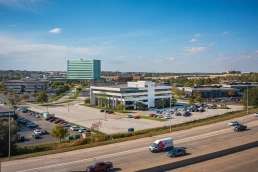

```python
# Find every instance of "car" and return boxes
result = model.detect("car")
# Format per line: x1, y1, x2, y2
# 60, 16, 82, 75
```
254, 112, 258, 117
49, 119, 56, 122
29, 123, 38, 128
148, 113, 155, 117
156, 115, 164, 118
70, 126, 80, 131
175, 111, 181, 116
86, 161, 113, 172
126, 114, 134, 118
32, 134, 41, 139
63, 123, 70, 127
167, 148, 186, 157
34, 129, 42, 135
107, 111, 113, 114
228, 121, 239, 126
100, 109, 105, 112
134, 116, 140, 119
41, 130, 49, 135
183, 111, 191, 117
234, 124, 247, 132
165, 115, 171, 119
79, 128, 90, 133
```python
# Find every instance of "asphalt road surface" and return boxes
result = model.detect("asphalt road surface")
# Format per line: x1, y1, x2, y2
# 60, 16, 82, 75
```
170, 147, 258, 172
2, 114, 258, 172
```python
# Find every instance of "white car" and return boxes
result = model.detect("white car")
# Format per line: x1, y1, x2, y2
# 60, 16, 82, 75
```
63, 123, 70, 127
254, 112, 258, 117
228, 121, 239, 126
34, 129, 42, 135
79, 128, 87, 133
70, 126, 80, 131
164, 115, 171, 119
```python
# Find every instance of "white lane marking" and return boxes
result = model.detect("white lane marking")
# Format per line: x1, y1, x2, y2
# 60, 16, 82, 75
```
5, 120, 258, 172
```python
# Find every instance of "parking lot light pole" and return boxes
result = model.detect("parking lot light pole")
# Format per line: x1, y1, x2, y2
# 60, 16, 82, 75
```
8, 111, 11, 160
247, 86, 249, 114
170, 95, 172, 132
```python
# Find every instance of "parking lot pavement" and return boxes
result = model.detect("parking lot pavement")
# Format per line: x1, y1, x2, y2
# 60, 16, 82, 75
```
16, 110, 83, 146
25, 102, 244, 134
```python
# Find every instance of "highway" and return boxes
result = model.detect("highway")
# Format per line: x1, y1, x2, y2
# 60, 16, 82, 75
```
2, 114, 258, 172
170, 147, 258, 172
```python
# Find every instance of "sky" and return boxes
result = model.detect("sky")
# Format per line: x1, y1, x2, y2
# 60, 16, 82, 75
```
0, 0, 258, 73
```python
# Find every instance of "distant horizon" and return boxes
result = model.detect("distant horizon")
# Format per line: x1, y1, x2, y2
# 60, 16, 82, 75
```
0, 0, 257, 72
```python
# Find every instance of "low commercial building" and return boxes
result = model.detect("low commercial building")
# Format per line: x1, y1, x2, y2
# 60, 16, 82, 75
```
179, 87, 240, 98
90, 81, 172, 109
4, 78, 49, 93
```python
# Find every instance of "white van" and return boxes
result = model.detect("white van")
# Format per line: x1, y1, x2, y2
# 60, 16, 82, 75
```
149, 138, 173, 152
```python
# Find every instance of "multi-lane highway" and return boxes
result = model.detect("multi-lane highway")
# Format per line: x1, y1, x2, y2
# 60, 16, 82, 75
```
2, 114, 258, 172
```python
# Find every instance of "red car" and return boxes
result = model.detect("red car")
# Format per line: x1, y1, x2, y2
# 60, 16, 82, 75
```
107, 111, 113, 114
86, 161, 113, 172
134, 116, 140, 119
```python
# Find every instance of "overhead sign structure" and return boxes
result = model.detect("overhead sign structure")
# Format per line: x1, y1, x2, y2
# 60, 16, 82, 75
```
120, 88, 139, 91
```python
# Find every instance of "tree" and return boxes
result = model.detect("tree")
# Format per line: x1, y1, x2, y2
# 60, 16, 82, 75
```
171, 98, 177, 105
0, 121, 18, 157
37, 91, 48, 105
241, 87, 258, 108
180, 90, 186, 97
51, 124, 70, 143
84, 98, 90, 104
195, 96, 203, 103
136, 101, 147, 109
8, 93, 21, 106
2, 90, 8, 95
188, 97, 194, 105
172, 85, 180, 96
91, 121, 102, 132
228, 89, 235, 97
32, 93, 38, 101
116, 104, 125, 111
21, 93, 30, 102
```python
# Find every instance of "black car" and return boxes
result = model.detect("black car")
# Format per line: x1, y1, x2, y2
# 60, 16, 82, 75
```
234, 124, 247, 131
167, 148, 186, 157
100, 109, 105, 112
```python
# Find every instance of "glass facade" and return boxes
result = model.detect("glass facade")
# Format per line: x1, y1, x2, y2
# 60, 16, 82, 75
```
67, 60, 101, 80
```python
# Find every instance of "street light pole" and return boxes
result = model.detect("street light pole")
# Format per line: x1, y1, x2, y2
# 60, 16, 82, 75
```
247, 86, 249, 114
68, 103, 69, 111
8, 111, 11, 160
170, 95, 172, 132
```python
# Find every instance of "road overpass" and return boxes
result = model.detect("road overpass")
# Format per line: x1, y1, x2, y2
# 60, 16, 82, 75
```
2, 114, 258, 172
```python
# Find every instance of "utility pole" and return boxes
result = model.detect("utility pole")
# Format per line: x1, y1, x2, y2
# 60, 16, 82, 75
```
9, 111, 11, 160
247, 86, 249, 114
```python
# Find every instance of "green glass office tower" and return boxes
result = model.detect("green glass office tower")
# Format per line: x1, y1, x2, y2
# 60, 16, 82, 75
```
67, 59, 101, 80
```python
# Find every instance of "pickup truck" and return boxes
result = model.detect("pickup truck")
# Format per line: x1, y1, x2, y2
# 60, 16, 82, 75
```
86, 161, 113, 172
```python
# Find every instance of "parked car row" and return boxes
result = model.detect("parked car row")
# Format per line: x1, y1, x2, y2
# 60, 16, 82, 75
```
45, 116, 70, 127
100, 110, 114, 114
16, 117, 38, 128
70, 126, 91, 133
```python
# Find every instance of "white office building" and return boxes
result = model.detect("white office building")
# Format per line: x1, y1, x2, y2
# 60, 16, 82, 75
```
90, 81, 172, 109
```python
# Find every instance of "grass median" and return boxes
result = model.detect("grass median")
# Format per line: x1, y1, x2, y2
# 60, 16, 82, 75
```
1, 107, 256, 161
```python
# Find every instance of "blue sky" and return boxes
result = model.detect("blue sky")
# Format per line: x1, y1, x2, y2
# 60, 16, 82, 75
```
0, 0, 258, 72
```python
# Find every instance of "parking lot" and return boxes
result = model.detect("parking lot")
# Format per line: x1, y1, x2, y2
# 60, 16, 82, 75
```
15, 107, 85, 146
26, 101, 244, 134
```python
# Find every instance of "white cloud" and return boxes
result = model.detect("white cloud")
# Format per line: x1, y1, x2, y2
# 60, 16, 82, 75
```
222, 31, 229, 35
138, 56, 143, 59
0, 35, 102, 60
189, 38, 198, 43
49, 28, 62, 34
195, 33, 201, 38
184, 47, 207, 55
209, 43, 214, 46
167, 57, 174, 61
0, 0, 42, 13
101, 40, 112, 45
10, 24, 16, 27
